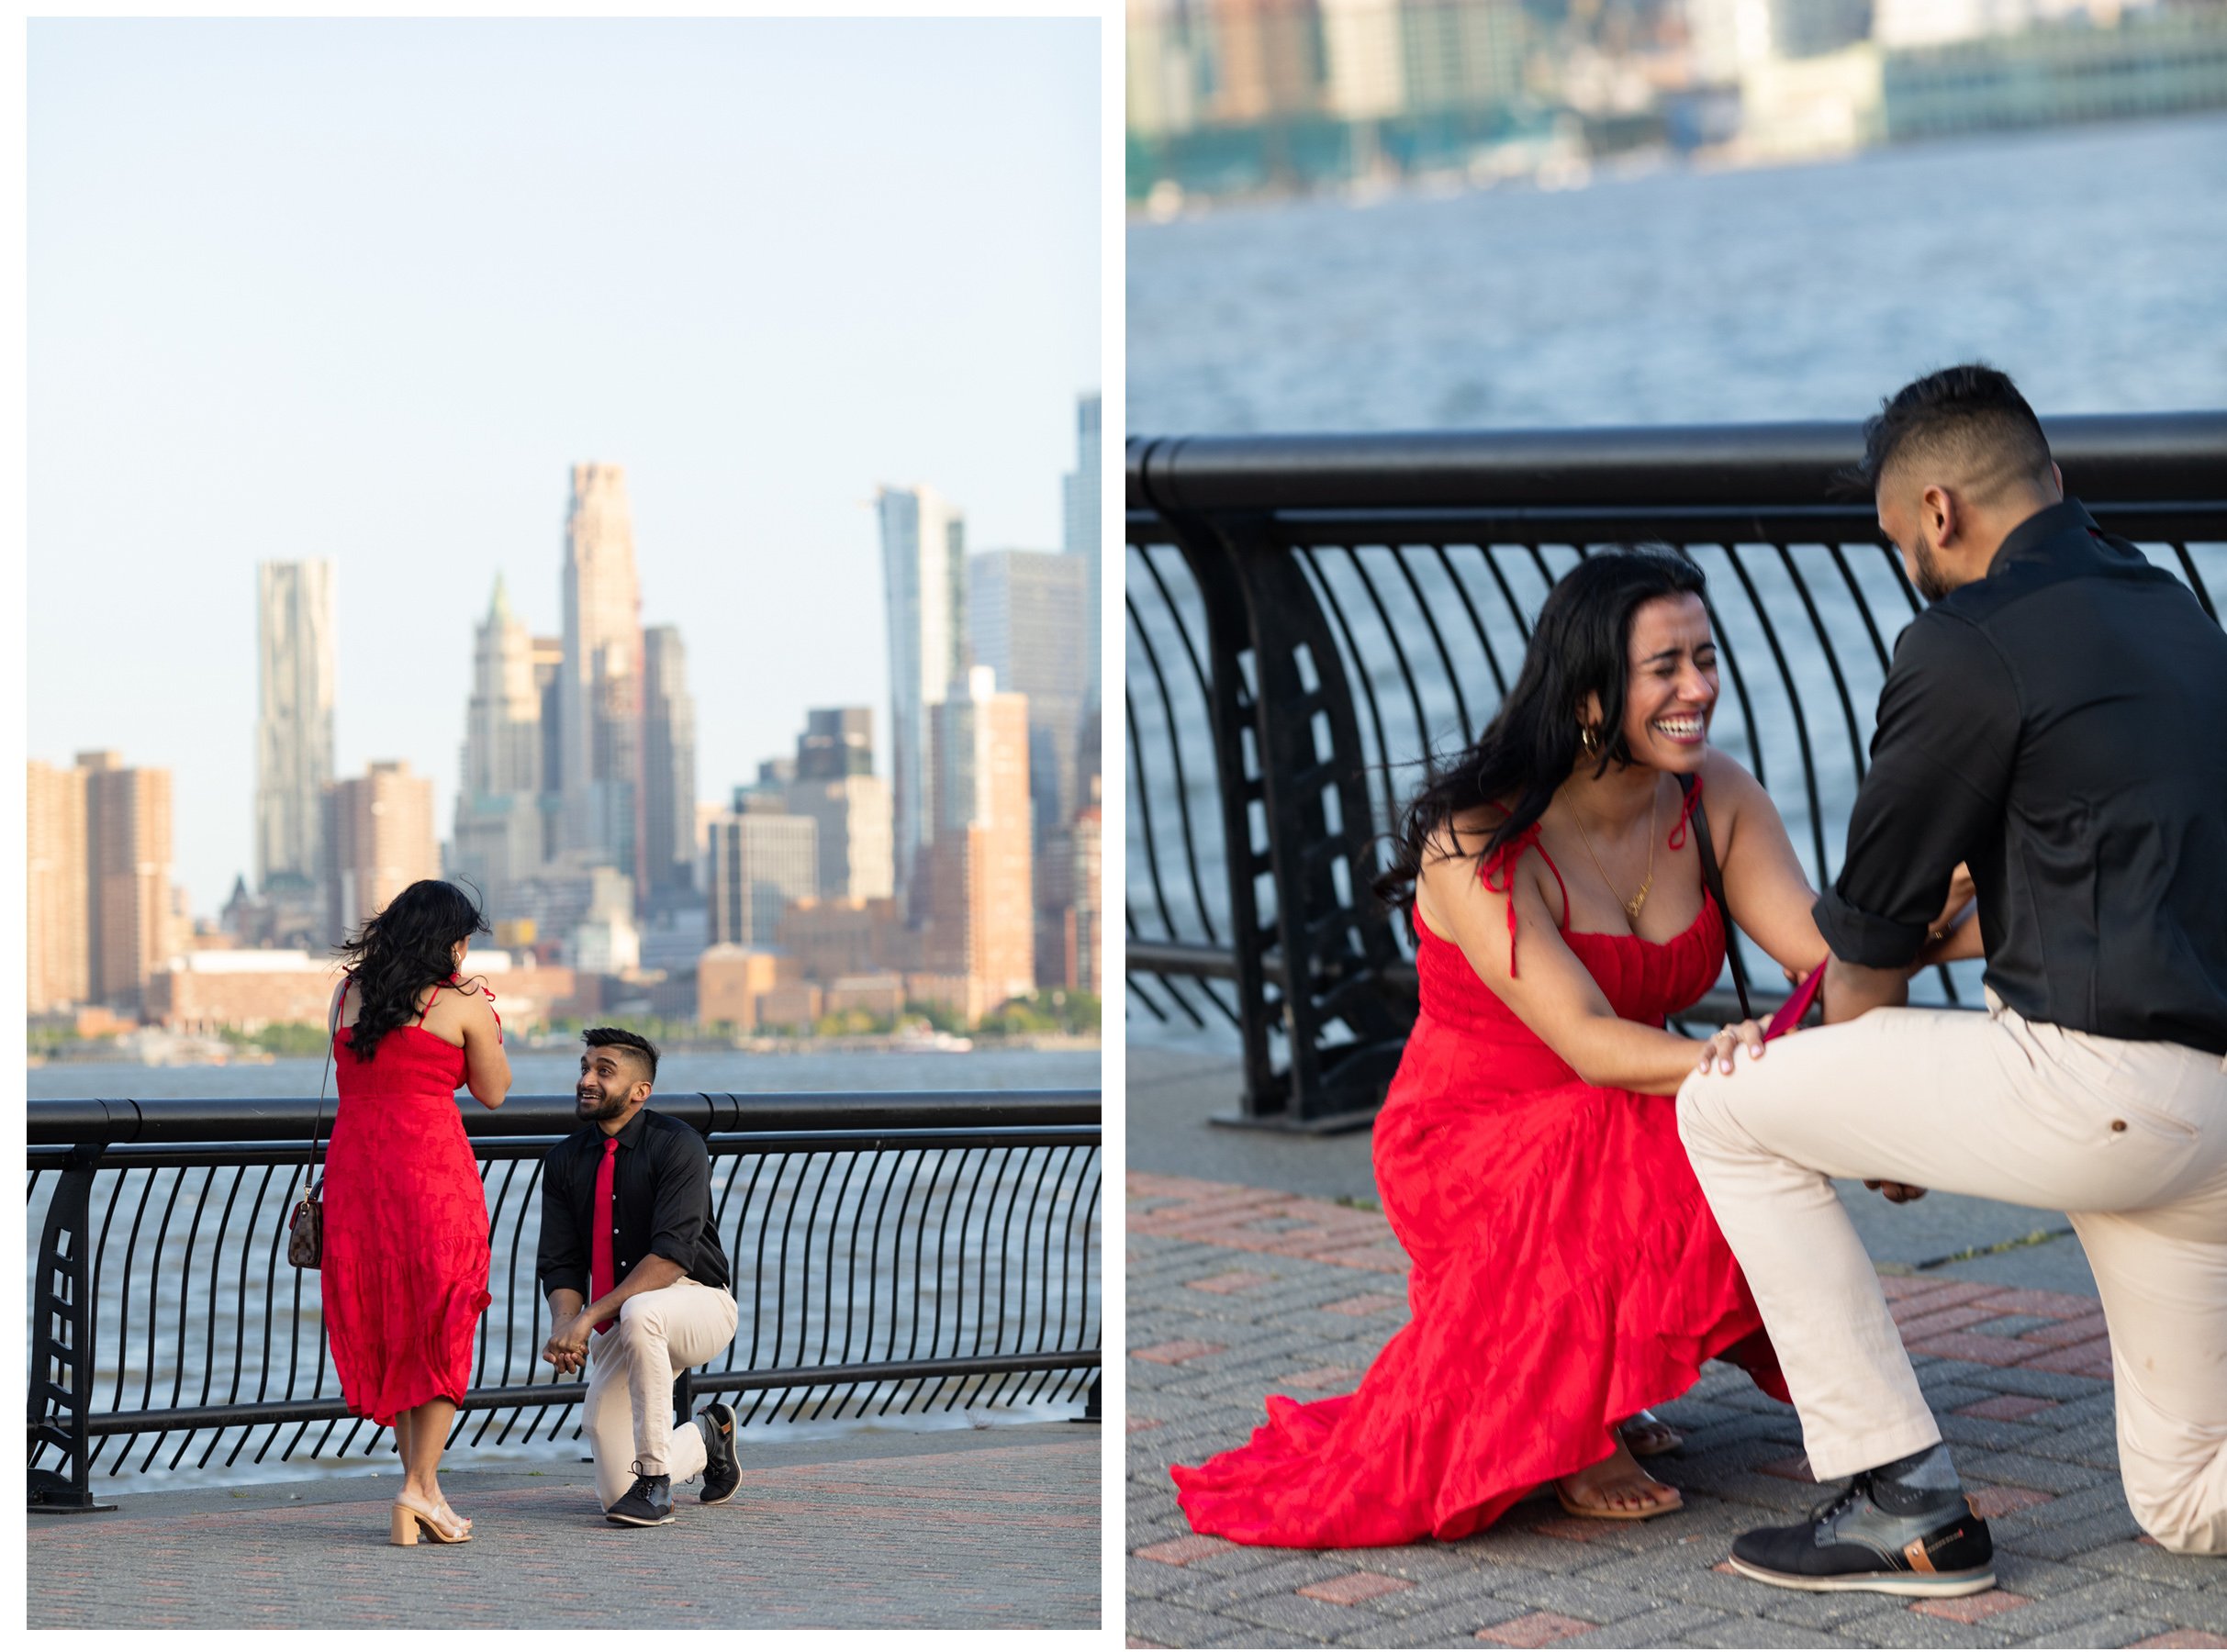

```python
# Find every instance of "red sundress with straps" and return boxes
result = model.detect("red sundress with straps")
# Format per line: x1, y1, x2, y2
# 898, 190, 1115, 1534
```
1172, 780, 1789, 1546
320, 983, 493, 1425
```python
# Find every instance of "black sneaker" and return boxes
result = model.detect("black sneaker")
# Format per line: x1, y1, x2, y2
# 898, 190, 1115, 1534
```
698, 1402, 740, 1505
1729, 1474, 1994, 1597
604, 1463, 676, 1527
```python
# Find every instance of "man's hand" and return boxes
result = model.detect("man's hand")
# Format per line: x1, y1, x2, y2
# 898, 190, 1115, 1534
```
1930, 864, 1976, 938
1864, 1178, 1929, 1204
543, 1310, 592, 1374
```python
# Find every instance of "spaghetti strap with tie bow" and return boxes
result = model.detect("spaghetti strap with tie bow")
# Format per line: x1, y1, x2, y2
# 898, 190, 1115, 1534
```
1478, 821, 1569, 978
1668, 772, 1705, 851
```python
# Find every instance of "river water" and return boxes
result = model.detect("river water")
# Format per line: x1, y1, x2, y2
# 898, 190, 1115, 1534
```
1126, 115, 2227, 1050
29, 1048, 1100, 1491
1131, 114, 2227, 434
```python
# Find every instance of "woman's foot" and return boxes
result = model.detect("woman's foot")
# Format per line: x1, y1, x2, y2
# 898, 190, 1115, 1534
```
1619, 1409, 1684, 1458
399, 1479, 470, 1533
391, 1490, 472, 1545
1556, 1438, 1684, 1521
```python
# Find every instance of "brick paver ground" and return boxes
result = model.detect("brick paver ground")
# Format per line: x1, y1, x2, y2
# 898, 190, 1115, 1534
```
1128, 1172, 2226, 1649
30, 1422, 1099, 1629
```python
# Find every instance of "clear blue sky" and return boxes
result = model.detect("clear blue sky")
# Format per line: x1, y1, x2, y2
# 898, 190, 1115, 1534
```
29, 17, 1101, 918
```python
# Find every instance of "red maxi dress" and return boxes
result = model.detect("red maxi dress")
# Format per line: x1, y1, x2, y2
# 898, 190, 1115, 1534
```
1172, 815, 1790, 1547
320, 990, 492, 1425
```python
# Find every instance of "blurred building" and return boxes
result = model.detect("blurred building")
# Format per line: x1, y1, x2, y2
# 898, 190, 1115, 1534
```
1880, 6, 2227, 139
148, 948, 576, 1033
968, 548, 1090, 839
1072, 798, 1103, 996
877, 484, 967, 922
451, 575, 545, 906
778, 896, 906, 982
324, 760, 438, 943
796, 706, 874, 779
641, 624, 699, 908
707, 810, 819, 949
825, 973, 908, 1020
28, 758, 89, 1013
558, 463, 643, 875
786, 707, 895, 903
638, 901, 711, 975
696, 943, 804, 1032
532, 632, 565, 862
502, 864, 634, 965
924, 665, 1035, 1007
1063, 392, 1104, 704
80, 752, 177, 1013
254, 561, 336, 903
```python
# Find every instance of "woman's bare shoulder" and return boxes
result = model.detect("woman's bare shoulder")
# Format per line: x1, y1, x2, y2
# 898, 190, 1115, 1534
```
1699, 745, 1765, 807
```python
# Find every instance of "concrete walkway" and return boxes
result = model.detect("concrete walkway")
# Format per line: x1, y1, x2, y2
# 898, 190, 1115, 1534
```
29, 1423, 1100, 1630
1125, 1049, 2225, 1650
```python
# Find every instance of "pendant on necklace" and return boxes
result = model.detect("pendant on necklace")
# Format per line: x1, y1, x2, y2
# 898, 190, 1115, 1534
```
1625, 882, 1652, 921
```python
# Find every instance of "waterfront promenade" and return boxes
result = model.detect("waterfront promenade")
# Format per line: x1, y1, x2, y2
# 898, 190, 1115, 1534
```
1125, 1047, 2227, 1650
29, 1421, 1098, 1630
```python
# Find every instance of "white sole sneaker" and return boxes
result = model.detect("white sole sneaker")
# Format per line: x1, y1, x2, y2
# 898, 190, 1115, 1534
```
1725, 1554, 1997, 1597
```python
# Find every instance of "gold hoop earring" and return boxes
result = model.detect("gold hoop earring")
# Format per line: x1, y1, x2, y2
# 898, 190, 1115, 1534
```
1579, 723, 1602, 755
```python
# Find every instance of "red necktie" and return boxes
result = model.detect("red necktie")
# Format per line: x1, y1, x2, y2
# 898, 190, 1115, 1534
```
590, 1137, 619, 1334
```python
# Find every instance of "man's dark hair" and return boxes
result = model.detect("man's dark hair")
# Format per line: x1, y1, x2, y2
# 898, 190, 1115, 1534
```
582, 1026, 659, 1084
1857, 363, 2054, 497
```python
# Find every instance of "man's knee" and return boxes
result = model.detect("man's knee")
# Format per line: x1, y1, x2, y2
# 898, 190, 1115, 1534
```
614, 1291, 669, 1343
1675, 1068, 1738, 1159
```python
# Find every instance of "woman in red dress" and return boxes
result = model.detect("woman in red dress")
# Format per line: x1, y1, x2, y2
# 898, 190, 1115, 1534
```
1173, 548, 1839, 1546
324, 880, 510, 1546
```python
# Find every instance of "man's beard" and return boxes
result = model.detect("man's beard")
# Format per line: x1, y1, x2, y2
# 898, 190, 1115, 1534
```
1911, 529, 1953, 603
576, 1084, 630, 1122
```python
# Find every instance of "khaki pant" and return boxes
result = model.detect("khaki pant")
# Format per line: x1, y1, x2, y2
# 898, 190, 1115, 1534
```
582, 1278, 741, 1511
1676, 992, 2227, 1554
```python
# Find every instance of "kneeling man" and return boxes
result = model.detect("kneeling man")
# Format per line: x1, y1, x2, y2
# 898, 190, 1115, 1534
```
539, 1027, 743, 1525
1679, 365, 2227, 1593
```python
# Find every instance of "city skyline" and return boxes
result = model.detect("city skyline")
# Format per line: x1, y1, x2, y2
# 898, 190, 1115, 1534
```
29, 18, 1101, 916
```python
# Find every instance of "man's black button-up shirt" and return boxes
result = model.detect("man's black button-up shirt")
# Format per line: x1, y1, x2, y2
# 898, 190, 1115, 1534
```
1814, 497, 2227, 1055
536, 1106, 731, 1300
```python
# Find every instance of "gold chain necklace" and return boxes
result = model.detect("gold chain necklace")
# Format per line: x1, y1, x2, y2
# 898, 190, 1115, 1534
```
1571, 781, 1660, 924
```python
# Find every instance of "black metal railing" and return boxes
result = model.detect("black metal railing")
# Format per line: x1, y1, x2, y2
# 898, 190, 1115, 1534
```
1126, 413, 2227, 1129
27, 1089, 1101, 1509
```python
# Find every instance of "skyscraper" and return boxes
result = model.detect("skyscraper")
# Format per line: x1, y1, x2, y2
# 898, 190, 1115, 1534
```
1062, 392, 1102, 706
451, 576, 544, 904
795, 707, 874, 780
707, 812, 819, 949
325, 761, 438, 943
786, 708, 894, 903
641, 625, 698, 908
80, 751, 175, 1011
254, 561, 336, 899
558, 463, 643, 876
968, 549, 1089, 840
925, 665, 1034, 1006
1072, 796, 1102, 996
877, 485, 967, 922
532, 633, 565, 864
28, 759, 89, 1013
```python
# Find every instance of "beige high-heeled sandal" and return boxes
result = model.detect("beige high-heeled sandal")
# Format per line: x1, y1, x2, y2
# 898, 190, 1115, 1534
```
390, 1492, 473, 1545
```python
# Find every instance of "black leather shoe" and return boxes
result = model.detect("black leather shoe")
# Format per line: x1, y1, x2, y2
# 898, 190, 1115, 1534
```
604, 1463, 676, 1526
698, 1402, 740, 1505
1729, 1474, 1993, 1597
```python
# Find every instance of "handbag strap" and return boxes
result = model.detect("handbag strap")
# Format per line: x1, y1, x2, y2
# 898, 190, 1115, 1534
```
308, 973, 343, 1192
1678, 773, 1752, 1022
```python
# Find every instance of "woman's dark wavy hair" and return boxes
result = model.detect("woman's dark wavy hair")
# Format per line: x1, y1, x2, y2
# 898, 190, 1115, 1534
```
334, 879, 491, 1061
1374, 546, 1707, 916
